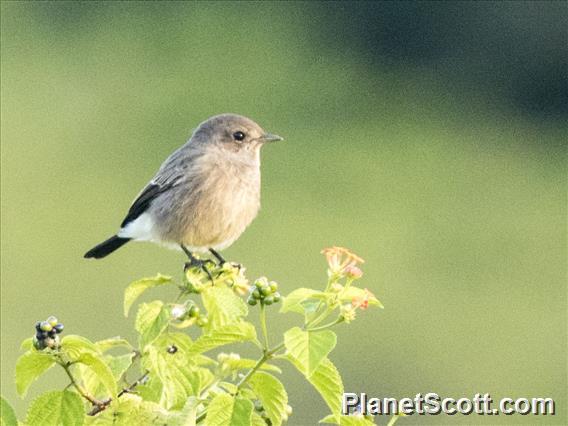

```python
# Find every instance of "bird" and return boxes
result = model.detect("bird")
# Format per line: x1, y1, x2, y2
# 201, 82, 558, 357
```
84, 113, 283, 270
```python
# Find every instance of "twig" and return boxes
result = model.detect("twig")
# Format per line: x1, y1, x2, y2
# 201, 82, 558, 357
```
87, 370, 150, 416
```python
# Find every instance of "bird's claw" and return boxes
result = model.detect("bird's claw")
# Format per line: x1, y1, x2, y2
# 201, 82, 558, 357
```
184, 258, 215, 283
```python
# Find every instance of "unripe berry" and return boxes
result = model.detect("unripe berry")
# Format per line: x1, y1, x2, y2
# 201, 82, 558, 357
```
269, 282, 278, 292
39, 321, 52, 332
260, 286, 272, 297
272, 292, 281, 303
247, 296, 258, 306
47, 316, 58, 327
254, 277, 268, 289
189, 305, 200, 318
197, 316, 209, 327
263, 296, 274, 305
252, 289, 261, 299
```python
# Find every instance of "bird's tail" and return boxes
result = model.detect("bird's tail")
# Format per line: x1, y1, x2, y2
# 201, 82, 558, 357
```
84, 235, 130, 259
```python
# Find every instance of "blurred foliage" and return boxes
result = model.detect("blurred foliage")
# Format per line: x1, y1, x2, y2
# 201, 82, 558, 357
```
1, 1, 566, 424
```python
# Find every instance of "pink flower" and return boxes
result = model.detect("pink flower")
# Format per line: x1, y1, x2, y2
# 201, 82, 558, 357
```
321, 247, 365, 277
352, 288, 375, 311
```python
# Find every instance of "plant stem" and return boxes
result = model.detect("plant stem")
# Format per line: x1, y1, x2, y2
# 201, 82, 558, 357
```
259, 304, 269, 350
195, 341, 286, 424
306, 316, 344, 332
60, 361, 102, 407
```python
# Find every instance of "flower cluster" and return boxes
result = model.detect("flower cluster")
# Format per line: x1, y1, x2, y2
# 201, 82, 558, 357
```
340, 288, 376, 323
321, 246, 365, 279
247, 277, 281, 306
33, 316, 64, 350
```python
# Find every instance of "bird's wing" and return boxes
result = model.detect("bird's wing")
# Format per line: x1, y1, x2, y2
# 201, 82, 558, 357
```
120, 173, 184, 228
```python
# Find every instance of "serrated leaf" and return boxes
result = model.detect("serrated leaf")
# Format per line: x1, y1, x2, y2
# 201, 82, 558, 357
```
124, 274, 172, 317
320, 414, 376, 425
76, 353, 133, 399
94, 337, 133, 353
168, 397, 199, 426
249, 372, 288, 426
201, 286, 248, 329
289, 357, 343, 419
251, 412, 266, 426
1, 396, 18, 426
339, 287, 383, 309
135, 301, 170, 348
284, 327, 337, 376
61, 335, 100, 360
280, 288, 326, 314
15, 351, 56, 397
25, 390, 84, 426
76, 352, 117, 396
142, 334, 213, 409
189, 323, 256, 355
205, 394, 253, 426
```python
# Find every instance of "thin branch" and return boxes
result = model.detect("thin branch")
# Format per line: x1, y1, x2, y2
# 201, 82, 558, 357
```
87, 370, 150, 416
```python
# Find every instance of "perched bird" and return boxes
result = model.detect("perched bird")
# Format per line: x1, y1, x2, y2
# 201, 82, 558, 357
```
84, 113, 283, 268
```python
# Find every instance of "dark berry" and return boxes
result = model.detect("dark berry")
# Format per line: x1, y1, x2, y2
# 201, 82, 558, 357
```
167, 344, 178, 354
35, 322, 42, 332
54, 323, 64, 333
37, 331, 48, 340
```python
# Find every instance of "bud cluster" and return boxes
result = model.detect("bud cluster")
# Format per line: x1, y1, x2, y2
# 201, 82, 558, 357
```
171, 302, 209, 327
247, 277, 281, 307
33, 316, 64, 350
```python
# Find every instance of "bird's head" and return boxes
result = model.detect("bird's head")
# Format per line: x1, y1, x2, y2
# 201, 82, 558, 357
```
191, 114, 283, 163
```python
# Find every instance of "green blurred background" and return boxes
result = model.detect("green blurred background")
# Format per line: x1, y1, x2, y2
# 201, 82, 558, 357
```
1, 1, 566, 424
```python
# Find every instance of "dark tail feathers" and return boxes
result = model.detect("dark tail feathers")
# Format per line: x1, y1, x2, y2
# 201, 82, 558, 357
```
84, 235, 130, 259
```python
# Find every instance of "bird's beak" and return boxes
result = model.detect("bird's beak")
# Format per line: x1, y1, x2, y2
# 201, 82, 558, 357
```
261, 133, 284, 143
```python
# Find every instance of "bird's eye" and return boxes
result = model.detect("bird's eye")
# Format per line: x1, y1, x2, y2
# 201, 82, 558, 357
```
233, 131, 246, 142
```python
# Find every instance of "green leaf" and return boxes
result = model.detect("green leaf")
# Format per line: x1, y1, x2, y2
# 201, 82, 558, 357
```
205, 394, 253, 426
84, 393, 168, 426
20, 338, 33, 351
124, 274, 172, 317
251, 412, 266, 426
26, 390, 84, 426
249, 372, 288, 426
168, 397, 199, 426
320, 414, 376, 425
76, 352, 117, 396
189, 323, 256, 355
299, 358, 344, 420
142, 333, 214, 409
201, 286, 248, 329
61, 335, 100, 360
1, 396, 18, 426
284, 327, 337, 376
108, 353, 135, 381
15, 351, 56, 397
94, 337, 132, 353
281, 288, 325, 314
135, 301, 170, 348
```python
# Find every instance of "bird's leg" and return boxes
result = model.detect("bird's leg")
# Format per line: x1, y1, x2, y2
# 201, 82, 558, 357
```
209, 248, 226, 265
209, 248, 242, 271
181, 245, 214, 283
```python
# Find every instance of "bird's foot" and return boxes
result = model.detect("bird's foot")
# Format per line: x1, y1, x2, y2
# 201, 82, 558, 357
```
184, 258, 215, 283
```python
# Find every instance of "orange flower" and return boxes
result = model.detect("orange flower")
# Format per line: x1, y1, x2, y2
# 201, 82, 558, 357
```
321, 246, 365, 277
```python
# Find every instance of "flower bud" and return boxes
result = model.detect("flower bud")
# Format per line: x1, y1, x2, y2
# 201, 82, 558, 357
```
345, 265, 363, 279
171, 304, 187, 320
